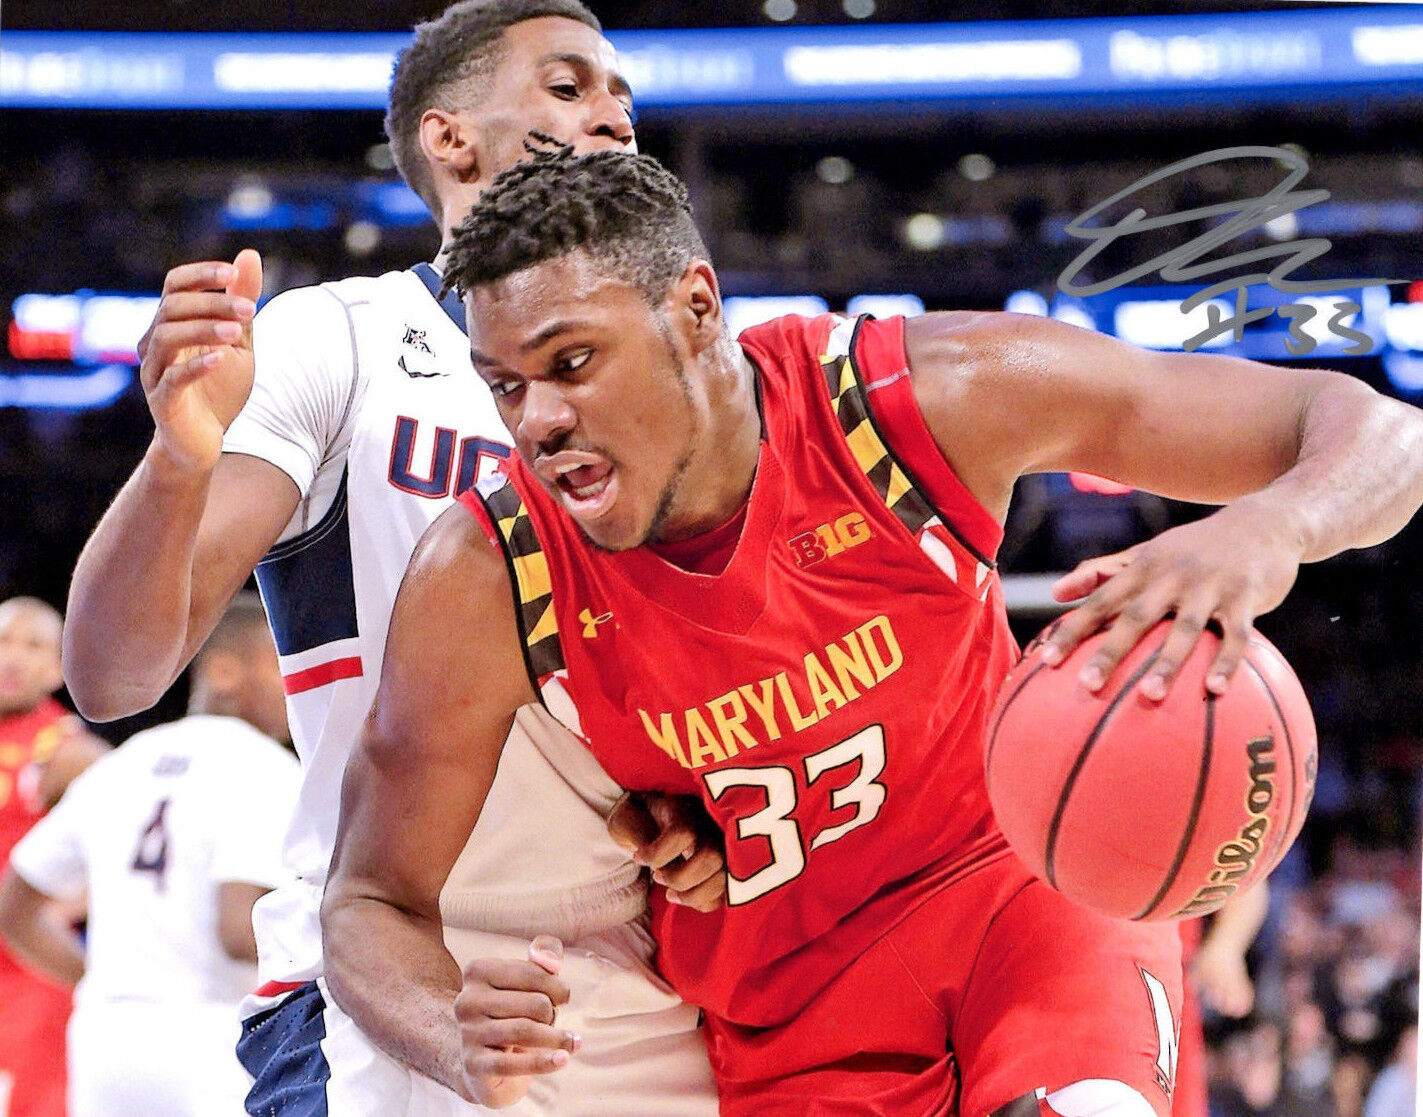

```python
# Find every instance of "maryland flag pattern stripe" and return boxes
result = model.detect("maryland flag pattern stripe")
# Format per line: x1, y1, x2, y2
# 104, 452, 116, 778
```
484, 481, 567, 683
819, 316, 996, 581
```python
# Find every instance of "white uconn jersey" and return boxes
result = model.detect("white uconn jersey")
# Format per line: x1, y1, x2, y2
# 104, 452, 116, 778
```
227, 267, 642, 986
9, 715, 298, 1007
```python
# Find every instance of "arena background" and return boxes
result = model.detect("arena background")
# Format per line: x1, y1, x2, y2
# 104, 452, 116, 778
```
1, 2, 1419, 1113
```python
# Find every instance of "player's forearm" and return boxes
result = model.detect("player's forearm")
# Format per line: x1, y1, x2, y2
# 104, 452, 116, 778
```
1230, 376, 1423, 564
321, 894, 471, 1101
0, 875, 85, 987
65, 445, 211, 719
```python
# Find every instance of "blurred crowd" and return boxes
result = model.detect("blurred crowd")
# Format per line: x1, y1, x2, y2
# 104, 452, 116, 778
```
1203, 832, 1418, 1117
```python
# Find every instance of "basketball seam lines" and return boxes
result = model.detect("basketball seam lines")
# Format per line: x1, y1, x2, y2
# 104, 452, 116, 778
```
1135, 692, 1215, 920
984, 660, 1049, 776
1043, 650, 1161, 891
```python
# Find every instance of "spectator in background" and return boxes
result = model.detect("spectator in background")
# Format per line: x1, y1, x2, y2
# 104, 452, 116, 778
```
1362, 1025, 1416, 1117
0, 594, 299, 1117
1211, 1015, 1337, 1117
0, 597, 107, 1117
1174, 884, 1269, 1117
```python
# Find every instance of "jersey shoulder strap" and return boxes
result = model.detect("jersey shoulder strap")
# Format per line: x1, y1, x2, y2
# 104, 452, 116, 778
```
458, 480, 568, 698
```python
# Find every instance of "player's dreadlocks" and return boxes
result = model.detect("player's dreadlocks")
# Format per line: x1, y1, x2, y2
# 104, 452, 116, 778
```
442, 141, 710, 305
385, 0, 602, 223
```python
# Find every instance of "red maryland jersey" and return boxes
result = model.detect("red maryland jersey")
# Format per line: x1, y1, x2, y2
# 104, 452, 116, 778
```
0, 698, 68, 870
463, 314, 1019, 1027
0, 697, 73, 1117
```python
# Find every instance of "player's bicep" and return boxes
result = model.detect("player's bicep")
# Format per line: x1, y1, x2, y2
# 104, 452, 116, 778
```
327, 505, 533, 919
907, 311, 1321, 510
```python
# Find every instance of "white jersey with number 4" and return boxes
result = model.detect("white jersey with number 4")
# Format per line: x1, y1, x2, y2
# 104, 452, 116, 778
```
11, 715, 299, 1117
225, 268, 645, 988
9, 714, 299, 1007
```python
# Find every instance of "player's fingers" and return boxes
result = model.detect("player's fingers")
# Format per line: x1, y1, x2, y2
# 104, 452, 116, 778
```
1050, 547, 1138, 604
466, 1045, 572, 1081
636, 823, 696, 872
666, 869, 728, 912
1205, 609, 1254, 695
142, 318, 248, 374
1138, 603, 1214, 702
527, 935, 563, 976
606, 791, 659, 854
461, 960, 570, 1010
653, 844, 724, 893
150, 349, 225, 394
1039, 566, 1141, 667
154, 290, 257, 324
1074, 590, 1176, 693
458, 986, 564, 1028
463, 1016, 581, 1055
160, 260, 237, 296
230, 248, 263, 304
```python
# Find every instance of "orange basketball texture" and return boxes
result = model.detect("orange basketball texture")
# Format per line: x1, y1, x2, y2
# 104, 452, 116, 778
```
985, 619, 1317, 920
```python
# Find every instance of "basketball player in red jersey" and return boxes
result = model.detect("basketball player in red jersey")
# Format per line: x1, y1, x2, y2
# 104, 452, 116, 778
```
0, 598, 107, 1117
320, 148, 1423, 1116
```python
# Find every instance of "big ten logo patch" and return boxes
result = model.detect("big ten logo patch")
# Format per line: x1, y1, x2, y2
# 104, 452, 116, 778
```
788, 512, 873, 569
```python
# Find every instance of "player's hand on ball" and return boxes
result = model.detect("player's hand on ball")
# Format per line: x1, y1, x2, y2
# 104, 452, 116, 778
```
607, 791, 728, 911
455, 936, 579, 1107
1043, 506, 1303, 701
137, 249, 262, 475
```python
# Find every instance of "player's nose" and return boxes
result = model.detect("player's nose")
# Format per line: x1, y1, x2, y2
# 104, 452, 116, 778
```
519, 381, 577, 448
585, 87, 633, 148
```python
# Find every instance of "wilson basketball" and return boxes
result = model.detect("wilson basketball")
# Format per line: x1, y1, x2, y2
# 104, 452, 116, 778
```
985, 619, 1317, 920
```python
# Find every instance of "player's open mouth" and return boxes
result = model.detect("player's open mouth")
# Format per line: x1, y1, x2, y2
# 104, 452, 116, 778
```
540, 454, 617, 519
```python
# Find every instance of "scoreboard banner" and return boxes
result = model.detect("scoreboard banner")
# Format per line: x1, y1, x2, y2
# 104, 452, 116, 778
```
3, 7, 1423, 110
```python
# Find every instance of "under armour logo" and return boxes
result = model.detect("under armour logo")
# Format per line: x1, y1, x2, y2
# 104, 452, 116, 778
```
579, 608, 613, 638
402, 326, 433, 355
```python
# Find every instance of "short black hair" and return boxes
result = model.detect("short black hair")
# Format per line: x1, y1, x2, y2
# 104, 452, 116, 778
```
444, 143, 709, 306
385, 0, 602, 222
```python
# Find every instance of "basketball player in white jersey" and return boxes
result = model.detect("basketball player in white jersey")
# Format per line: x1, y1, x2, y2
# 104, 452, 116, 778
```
0, 595, 300, 1117
62, 2, 721, 1112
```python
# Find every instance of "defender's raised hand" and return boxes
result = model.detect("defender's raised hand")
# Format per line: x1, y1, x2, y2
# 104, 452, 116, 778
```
137, 249, 262, 474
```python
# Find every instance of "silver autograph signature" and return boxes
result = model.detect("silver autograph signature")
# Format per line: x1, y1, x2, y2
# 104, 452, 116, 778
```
1057, 145, 1402, 355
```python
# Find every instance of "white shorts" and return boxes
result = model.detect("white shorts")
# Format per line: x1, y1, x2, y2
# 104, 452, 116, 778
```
70, 998, 250, 1117
239, 919, 717, 1116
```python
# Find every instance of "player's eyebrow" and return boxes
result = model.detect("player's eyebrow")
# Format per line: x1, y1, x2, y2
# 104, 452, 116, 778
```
523, 319, 598, 352
468, 347, 506, 373
469, 319, 595, 370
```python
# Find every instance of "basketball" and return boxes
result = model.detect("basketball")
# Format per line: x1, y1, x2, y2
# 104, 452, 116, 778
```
985, 619, 1318, 921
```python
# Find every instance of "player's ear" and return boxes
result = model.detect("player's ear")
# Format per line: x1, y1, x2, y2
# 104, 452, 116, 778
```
676, 260, 723, 357
418, 108, 479, 183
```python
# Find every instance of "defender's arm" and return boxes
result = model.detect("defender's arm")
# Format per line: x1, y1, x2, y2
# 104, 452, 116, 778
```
65, 252, 298, 719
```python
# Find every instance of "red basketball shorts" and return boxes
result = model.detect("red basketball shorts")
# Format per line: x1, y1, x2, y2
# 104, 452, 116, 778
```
702, 849, 1183, 1117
